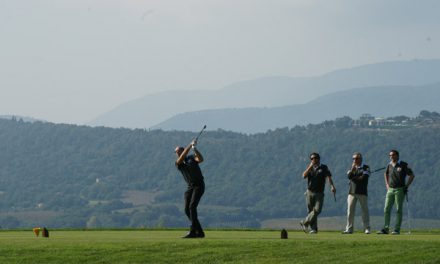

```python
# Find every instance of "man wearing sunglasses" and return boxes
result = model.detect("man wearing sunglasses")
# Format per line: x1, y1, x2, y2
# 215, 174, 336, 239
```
342, 152, 371, 234
377, 150, 415, 235
300, 153, 336, 234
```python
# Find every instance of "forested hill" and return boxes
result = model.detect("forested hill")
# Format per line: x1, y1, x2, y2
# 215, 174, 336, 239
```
0, 115, 439, 228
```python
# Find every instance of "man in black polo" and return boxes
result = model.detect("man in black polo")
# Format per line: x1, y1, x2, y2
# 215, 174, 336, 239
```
300, 153, 336, 234
175, 139, 205, 238
342, 152, 371, 234
378, 150, 415, 235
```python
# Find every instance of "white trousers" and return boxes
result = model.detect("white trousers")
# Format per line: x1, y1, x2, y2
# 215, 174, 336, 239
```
345, 194, 370, 232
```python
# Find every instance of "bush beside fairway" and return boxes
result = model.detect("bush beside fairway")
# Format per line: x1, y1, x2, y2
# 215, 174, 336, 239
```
0, 230, 439, 263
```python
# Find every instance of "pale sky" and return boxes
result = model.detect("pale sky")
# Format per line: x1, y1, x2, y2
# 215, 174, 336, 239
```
0, 0, 439, 123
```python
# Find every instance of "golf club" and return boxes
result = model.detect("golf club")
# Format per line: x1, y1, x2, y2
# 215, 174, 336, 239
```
371, 167, 386, 174
194, 125, 207, 142
406, 192, 412, 235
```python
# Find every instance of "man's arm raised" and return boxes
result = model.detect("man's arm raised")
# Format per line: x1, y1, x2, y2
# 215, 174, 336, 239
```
176, 141, 195, 165
193, 146, 204, 163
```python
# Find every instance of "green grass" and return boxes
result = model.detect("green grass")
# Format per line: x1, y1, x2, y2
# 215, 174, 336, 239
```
261, 216, 440, 230
1, 230, 439, 263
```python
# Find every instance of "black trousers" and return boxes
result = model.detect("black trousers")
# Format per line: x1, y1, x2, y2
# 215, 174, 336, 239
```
184, 183, 205, 233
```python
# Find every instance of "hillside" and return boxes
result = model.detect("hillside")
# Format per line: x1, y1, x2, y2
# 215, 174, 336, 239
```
153, 82, 440, 133
0, 115, 439, 228
89, 59, 440, 129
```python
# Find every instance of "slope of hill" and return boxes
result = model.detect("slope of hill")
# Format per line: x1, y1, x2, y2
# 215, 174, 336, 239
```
90, 59, 440, 129
0, 117, 439, 228
153, 82, 440, 133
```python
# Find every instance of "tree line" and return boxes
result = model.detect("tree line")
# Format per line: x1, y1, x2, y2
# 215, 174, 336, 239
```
0, 111, 438, 228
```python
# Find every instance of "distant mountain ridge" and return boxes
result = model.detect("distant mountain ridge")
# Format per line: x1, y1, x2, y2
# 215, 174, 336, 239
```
153, 82, 440, 133
89, 59, 440, 129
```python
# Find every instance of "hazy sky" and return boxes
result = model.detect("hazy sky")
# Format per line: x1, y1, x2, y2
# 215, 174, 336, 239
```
1, 0, 439, 123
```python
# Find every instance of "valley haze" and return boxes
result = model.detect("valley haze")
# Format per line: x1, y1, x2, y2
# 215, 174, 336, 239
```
90, 59, 440, 132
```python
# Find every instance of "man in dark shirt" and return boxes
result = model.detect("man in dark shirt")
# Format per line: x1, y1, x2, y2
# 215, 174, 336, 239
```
342, 152, 371, 234
300, 153, 336, 234
175, 139, 205, 238
378, 150, 415, 235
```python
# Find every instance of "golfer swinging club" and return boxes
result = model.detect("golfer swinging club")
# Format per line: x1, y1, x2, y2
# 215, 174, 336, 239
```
175, 139, 205, 238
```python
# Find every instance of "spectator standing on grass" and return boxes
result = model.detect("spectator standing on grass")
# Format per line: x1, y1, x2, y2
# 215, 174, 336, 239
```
300, 153, 336, 234
342, 152, 371, 234
377, 150, 415, 235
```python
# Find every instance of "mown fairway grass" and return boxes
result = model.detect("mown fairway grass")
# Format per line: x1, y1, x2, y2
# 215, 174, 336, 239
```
1, 230, 439, 263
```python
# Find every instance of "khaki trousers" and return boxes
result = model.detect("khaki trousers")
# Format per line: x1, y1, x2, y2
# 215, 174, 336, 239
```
345, 194, 370, 232
304, 190, 324, 232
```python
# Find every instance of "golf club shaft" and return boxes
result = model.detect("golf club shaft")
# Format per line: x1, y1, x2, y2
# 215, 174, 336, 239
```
194, 125, 206, 141
406, 193, 411, 234
371, 167, 386, 174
